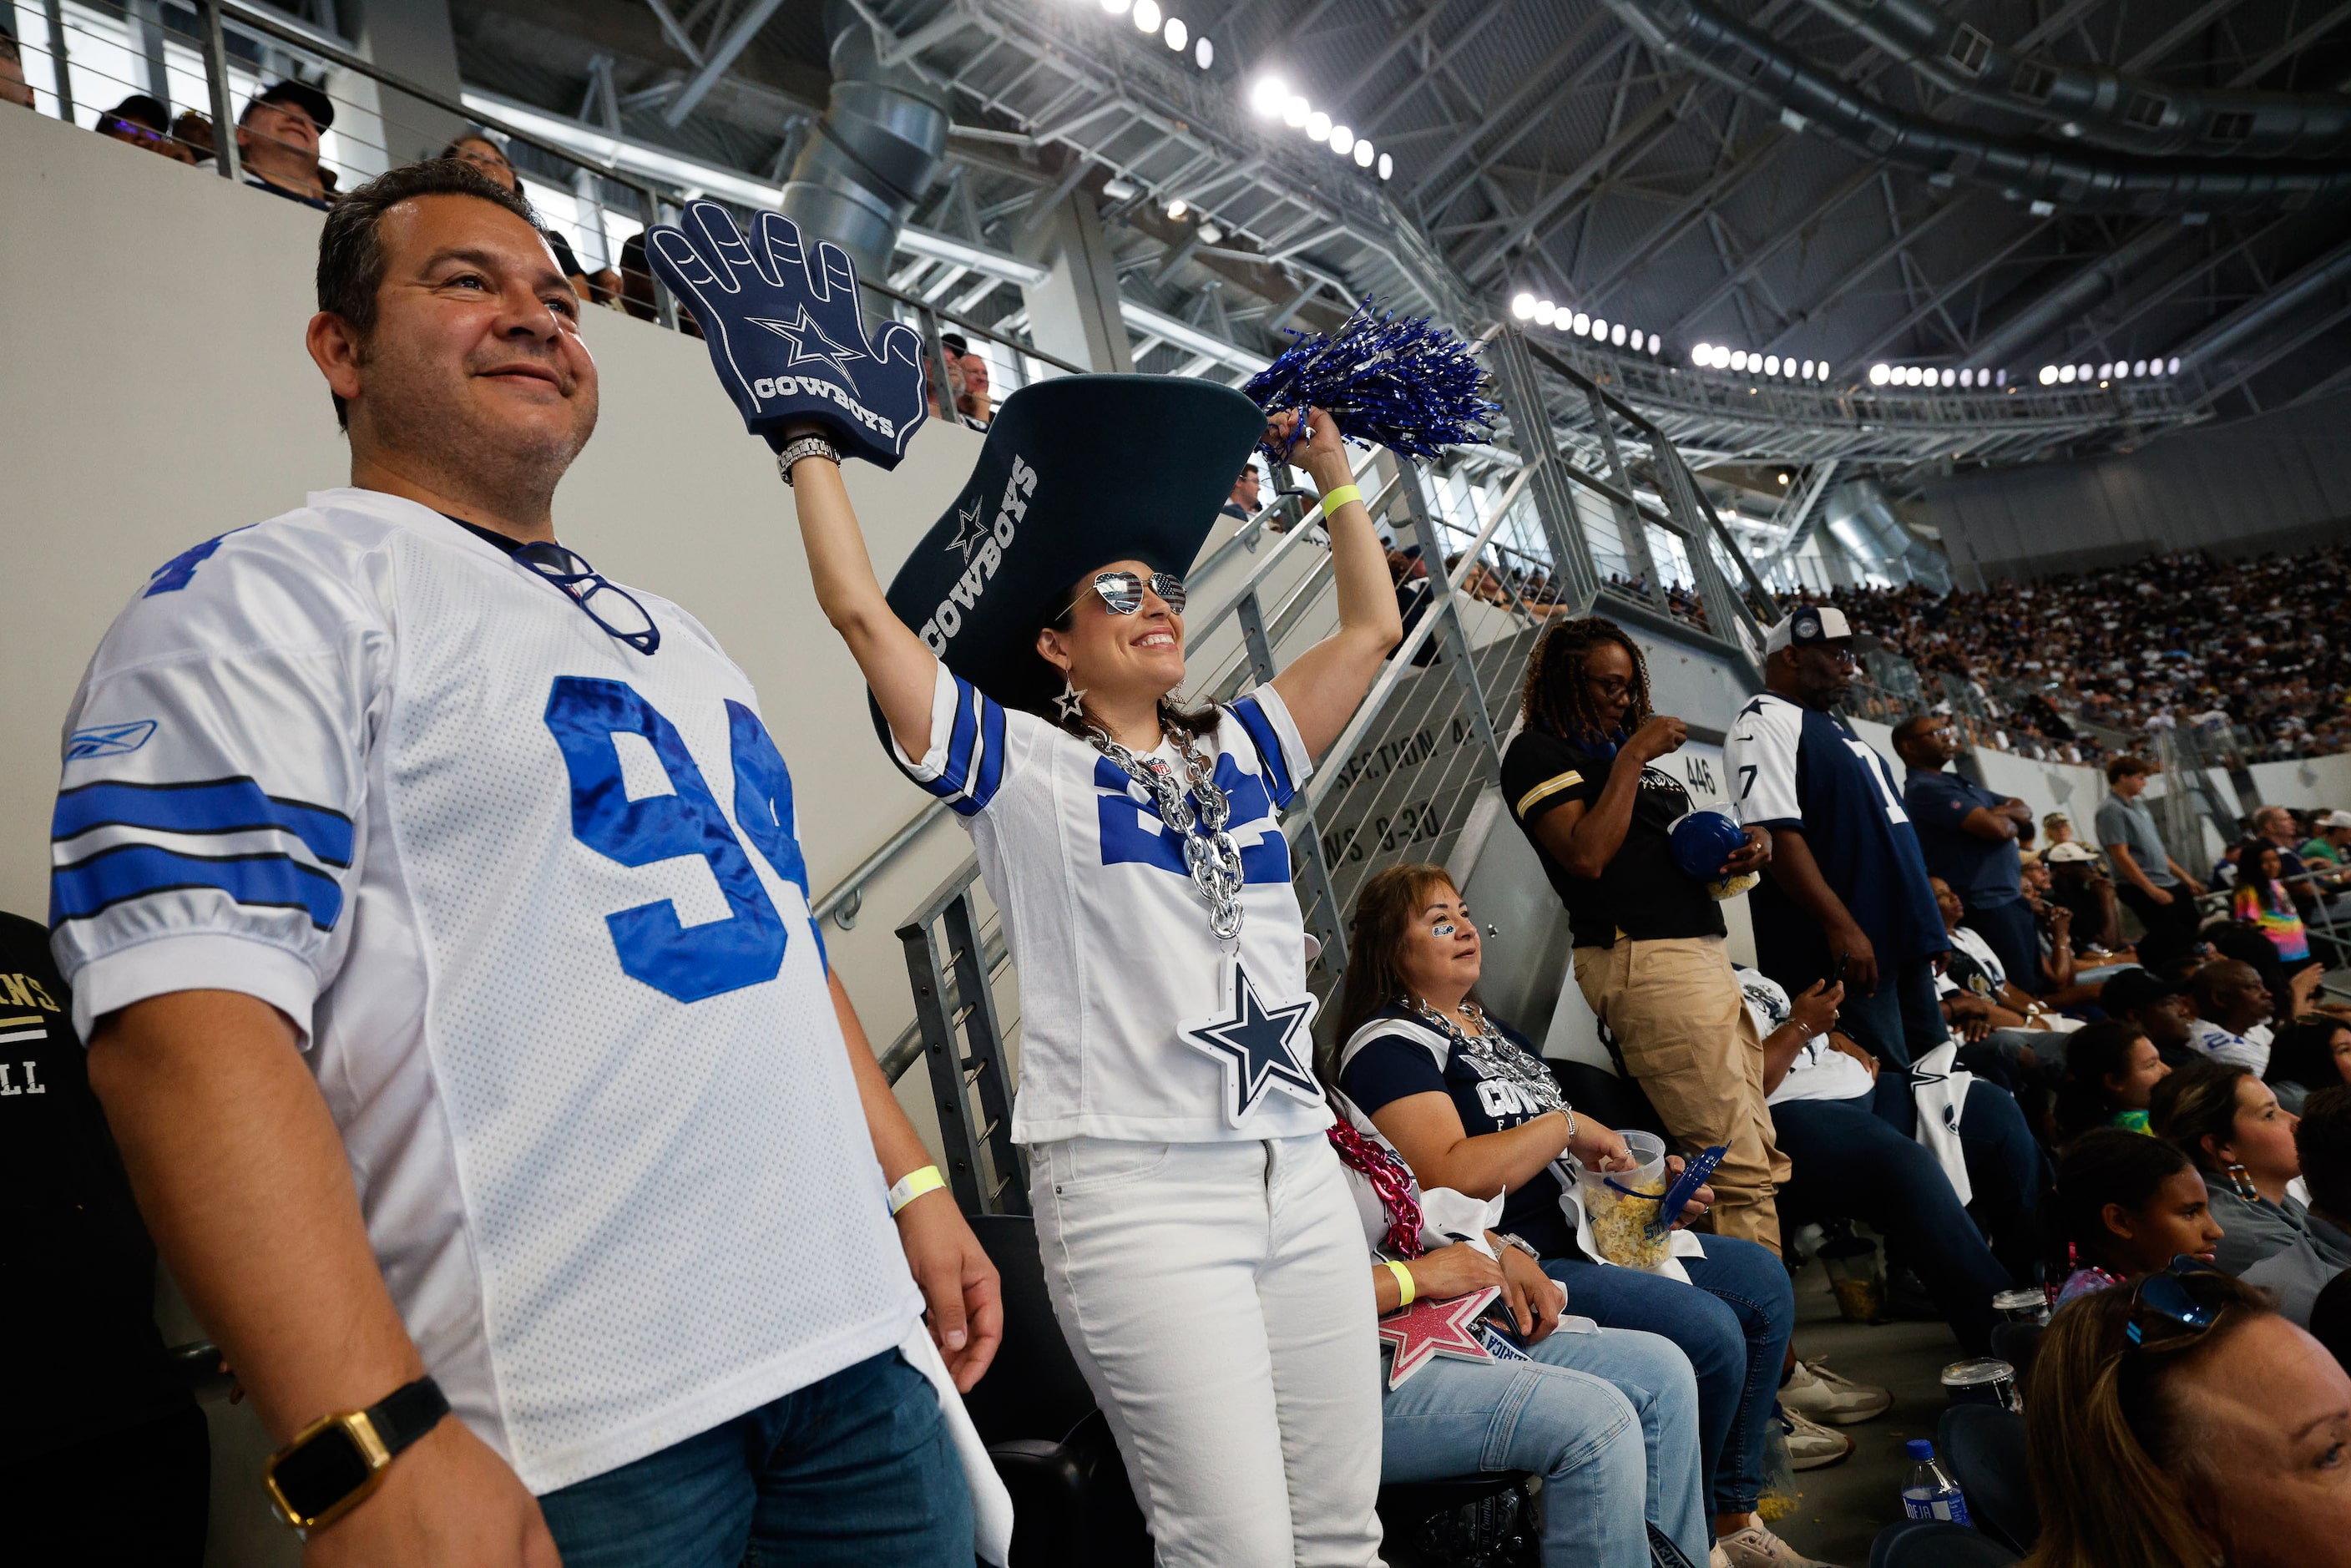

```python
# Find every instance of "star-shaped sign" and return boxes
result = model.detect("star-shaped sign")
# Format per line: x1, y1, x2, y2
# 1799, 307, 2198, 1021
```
943, 496, 984, 560
747, 305, 866, 392
1378, 1285, 1502, 1388
1177, 960, 1321, 1128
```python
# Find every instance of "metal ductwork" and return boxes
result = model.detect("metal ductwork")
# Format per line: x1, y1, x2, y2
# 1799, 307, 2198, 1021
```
2170, 234, 2351, 363
1964, 220, 2189, 367
777, 0, 951, 284
1821, 478, 1951, 592
1606, 0, 2351, 210
1799, 0, 2351, 159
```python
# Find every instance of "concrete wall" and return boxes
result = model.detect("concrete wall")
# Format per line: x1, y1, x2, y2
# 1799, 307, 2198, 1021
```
1917, 391, 2351, 587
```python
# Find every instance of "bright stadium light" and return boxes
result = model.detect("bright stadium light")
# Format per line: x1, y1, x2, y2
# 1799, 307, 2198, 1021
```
1648, 333, 1661, 354
2168, 357, 2180, 374
1511, 292, 1538, 320
1959, 368, 1973, 387
1378, 152, 1393, 180
1940, 368, 1955, 387
2039, 365, 2057, 384
1330, 125, 1354, 155
1692, 343, 1713, 366
1731, 349, 1750, 371
1868, 364, 1889, 385
1354, 139, 1374, 168
1534, 301, 1557, 325
1818, 361, 1832, 379
1571, 311, 1590, 335
2077, 363, 2094, 382
1164, 18, 1186, 50
1100, 0, 1130, 12
2098, 362, 2112, 379
1306, 110, 1332, 142
2059, 365, 2077, 382
1165, 197, 1188, 219
1249, 76, 1287, 115
1610, 322, 1627, 346
1762, 354, 1780, 375
1133, 0, 1160, 31
1284, 95, 1311, 128
1802, 358, 1817, 378
1195, 37, 1212, 68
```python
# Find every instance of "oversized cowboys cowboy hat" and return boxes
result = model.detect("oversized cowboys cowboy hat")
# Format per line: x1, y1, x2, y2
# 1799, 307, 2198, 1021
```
881, 374, 1267, 717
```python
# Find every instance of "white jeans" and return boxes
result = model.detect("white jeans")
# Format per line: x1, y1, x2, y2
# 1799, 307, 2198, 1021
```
1029, 1134, 1385, 1568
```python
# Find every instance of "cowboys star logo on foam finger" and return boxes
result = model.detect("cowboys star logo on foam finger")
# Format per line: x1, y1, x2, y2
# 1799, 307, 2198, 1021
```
645, 201, 928, 470
748, 304, 866, 392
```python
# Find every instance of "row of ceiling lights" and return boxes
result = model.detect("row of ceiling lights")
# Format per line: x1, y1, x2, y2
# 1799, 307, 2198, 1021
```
1691, 343, 1833, 381
1509, 292, 1662, 355
1095, 0, 1215, 71
2037, 357, 2182, 385
1868, 364, 2009, 388
1246, 75, 1394, 179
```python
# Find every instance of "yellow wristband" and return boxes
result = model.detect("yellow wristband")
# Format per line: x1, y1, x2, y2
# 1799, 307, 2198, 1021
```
888, 1165, 946, 1216
1318, 483, 1363, 518
1385, 1259, 1417, 1307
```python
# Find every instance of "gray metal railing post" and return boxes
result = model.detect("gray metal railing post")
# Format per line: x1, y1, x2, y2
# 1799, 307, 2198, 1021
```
1398, 467, 1503, 772
42, 0, 73, 122
1590, 390, 1660, 597
896, 865, 1026, 1216
1650, 433, 1746, 650
897, 910, 984, 1215
938, 890, 1025, 1214
1486, 328, 1600, 614
196, 0, 242, 185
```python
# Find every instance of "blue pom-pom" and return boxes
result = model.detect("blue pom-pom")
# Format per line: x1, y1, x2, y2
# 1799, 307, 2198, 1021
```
1243, 301, 1499, 467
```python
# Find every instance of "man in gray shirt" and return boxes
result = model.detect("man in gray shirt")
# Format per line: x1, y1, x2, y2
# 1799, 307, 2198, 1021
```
2247, 1088, 2351, 1326
2094, 753, 2205, 948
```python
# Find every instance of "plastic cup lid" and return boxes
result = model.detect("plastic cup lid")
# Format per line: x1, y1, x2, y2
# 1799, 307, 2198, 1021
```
1941, 1358, 2015, 1386
1992, 1287, 2045, 1310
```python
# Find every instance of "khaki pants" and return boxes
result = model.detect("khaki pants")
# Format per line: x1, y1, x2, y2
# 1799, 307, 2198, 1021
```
1574, 935, 1789, 1254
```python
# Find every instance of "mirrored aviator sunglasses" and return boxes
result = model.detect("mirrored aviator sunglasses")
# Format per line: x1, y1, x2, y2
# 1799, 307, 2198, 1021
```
513, 542, 662, 655
1082, 569, 1188, 617
2123, 1256, 2226, 1348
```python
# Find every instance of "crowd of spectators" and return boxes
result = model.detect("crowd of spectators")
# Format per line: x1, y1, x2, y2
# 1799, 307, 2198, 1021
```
1803, 544, 2351, 762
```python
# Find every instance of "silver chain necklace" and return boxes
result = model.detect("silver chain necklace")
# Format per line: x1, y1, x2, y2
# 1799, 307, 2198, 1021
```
1412, 999, 1570, 1115
1088, 720, 1247, 942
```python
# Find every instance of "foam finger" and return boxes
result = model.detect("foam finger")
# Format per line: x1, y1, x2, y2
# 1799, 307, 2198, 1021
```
814, 240, 858, 303
646, 227, 720, 295
685, 200, 755, 293
753, 210, 806, 290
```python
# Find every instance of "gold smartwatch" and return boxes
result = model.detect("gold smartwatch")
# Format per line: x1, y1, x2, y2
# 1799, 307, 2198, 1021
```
264, 1374, 449, 1531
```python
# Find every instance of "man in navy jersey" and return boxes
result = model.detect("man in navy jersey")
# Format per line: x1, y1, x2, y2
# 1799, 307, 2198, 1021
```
1726, 609, 1947, 1133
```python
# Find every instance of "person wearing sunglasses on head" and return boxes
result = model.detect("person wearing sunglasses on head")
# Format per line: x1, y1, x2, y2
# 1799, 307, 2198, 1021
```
644, 200, 1406, 1563
49, 164, 1009, 1566
2023, 1262, 2351, 1568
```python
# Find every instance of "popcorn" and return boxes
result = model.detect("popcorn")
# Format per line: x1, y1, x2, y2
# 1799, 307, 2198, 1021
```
1586, 1176, 1674, 1270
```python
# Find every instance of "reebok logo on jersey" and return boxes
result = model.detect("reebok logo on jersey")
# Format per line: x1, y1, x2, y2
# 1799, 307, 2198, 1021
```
65, 720, 157, 759
919, 455, 1037, 654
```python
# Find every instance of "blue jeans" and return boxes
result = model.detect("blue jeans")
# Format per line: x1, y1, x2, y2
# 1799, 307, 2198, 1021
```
1956, 1078, 2050, 1285
1382, 1324, 1708, 1568
1772, 1090, 2014, 1354
1962, 898, 2040, 999
536, 1350, 973, 1567
1834, 955, 1944, 1135
1543, 1236, 1793, 1517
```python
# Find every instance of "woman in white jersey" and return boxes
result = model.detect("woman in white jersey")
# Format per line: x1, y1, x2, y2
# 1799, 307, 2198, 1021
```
783, 372, 1403, 1565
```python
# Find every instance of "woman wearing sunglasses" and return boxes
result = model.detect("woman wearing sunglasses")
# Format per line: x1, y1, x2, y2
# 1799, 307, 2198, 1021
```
2024, 1265, 2351, 1568
781, 374, 1403, 1565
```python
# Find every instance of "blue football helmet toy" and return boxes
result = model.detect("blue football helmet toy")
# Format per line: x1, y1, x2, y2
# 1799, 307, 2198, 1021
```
1671, 808, 1754, 898
645, 202, 928, 468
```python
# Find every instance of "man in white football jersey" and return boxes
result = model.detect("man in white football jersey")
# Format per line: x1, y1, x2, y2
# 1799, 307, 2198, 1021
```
51, 159, 1001, 1565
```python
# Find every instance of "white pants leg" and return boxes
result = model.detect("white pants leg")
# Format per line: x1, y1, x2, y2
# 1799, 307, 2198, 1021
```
1029, 1133, 1386, 1568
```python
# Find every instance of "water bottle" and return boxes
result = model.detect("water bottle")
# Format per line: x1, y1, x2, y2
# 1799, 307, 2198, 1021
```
1901, 1439, 1971, 1525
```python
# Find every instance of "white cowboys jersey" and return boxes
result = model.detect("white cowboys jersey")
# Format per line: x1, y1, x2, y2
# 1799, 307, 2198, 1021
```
48, 489, 921, 1494
894, 662, 1332, 1144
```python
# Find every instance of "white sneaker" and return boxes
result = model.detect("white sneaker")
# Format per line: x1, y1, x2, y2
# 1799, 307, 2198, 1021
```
1781, 1407, 1853, 1470
1710, 1548, 1732, 1568
1715, 1523, 1838, 1568
1780, 1357, 1893, 1425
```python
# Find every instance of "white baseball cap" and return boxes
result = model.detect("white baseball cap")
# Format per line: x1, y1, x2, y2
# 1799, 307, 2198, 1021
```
2319, 810, 2351, 831
2045, 842, 2097, 863
1764, 604, 1871, 655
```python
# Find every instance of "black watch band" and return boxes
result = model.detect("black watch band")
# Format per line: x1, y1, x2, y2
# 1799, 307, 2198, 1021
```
367, 1374, 451, 1458
265, 1374, 449, 1531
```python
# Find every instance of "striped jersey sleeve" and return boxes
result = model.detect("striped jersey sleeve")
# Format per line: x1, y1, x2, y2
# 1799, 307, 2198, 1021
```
48, 519, 389, 1042
1725, 692, 1805, 830
887, 660, 1022, 817
1226, 685, 1313, 812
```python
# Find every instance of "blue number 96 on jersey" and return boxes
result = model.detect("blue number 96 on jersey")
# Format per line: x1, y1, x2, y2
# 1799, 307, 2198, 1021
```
645, 203, 928, 469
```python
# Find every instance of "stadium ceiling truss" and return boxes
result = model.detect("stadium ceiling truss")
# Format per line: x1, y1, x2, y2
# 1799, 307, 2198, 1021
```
452, 0, 2351, 476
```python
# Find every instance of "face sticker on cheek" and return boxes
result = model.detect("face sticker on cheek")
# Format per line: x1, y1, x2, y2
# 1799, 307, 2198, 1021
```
1431, 922, 1458, 938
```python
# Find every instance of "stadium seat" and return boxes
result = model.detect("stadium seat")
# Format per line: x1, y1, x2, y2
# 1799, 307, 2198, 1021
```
1936, 1404, 2037, 1554
1376, 1474, 1539, 1568
965, 1216, 1154, 1567
1868, 1517, 2021, 1567
1988, 1321, 2045, 1391
1550, 1058, 1671, 1141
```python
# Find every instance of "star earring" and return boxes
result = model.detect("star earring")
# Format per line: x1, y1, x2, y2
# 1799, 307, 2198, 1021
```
1054, 674, 1088, 724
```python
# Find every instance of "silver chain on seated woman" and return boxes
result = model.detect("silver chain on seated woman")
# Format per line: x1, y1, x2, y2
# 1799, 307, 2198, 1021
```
1411, 999, 1570, 1115
1088, 722, 1247, 941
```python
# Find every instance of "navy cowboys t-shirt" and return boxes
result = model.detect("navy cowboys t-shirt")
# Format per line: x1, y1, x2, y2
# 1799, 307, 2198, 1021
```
1337, 1004, 1579, 1259
1501, 727, 1725, 948
1724, 691, 1947, 992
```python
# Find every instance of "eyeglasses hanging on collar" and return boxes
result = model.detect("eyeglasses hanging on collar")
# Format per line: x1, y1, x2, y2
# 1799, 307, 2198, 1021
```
513, 542, 661, 655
